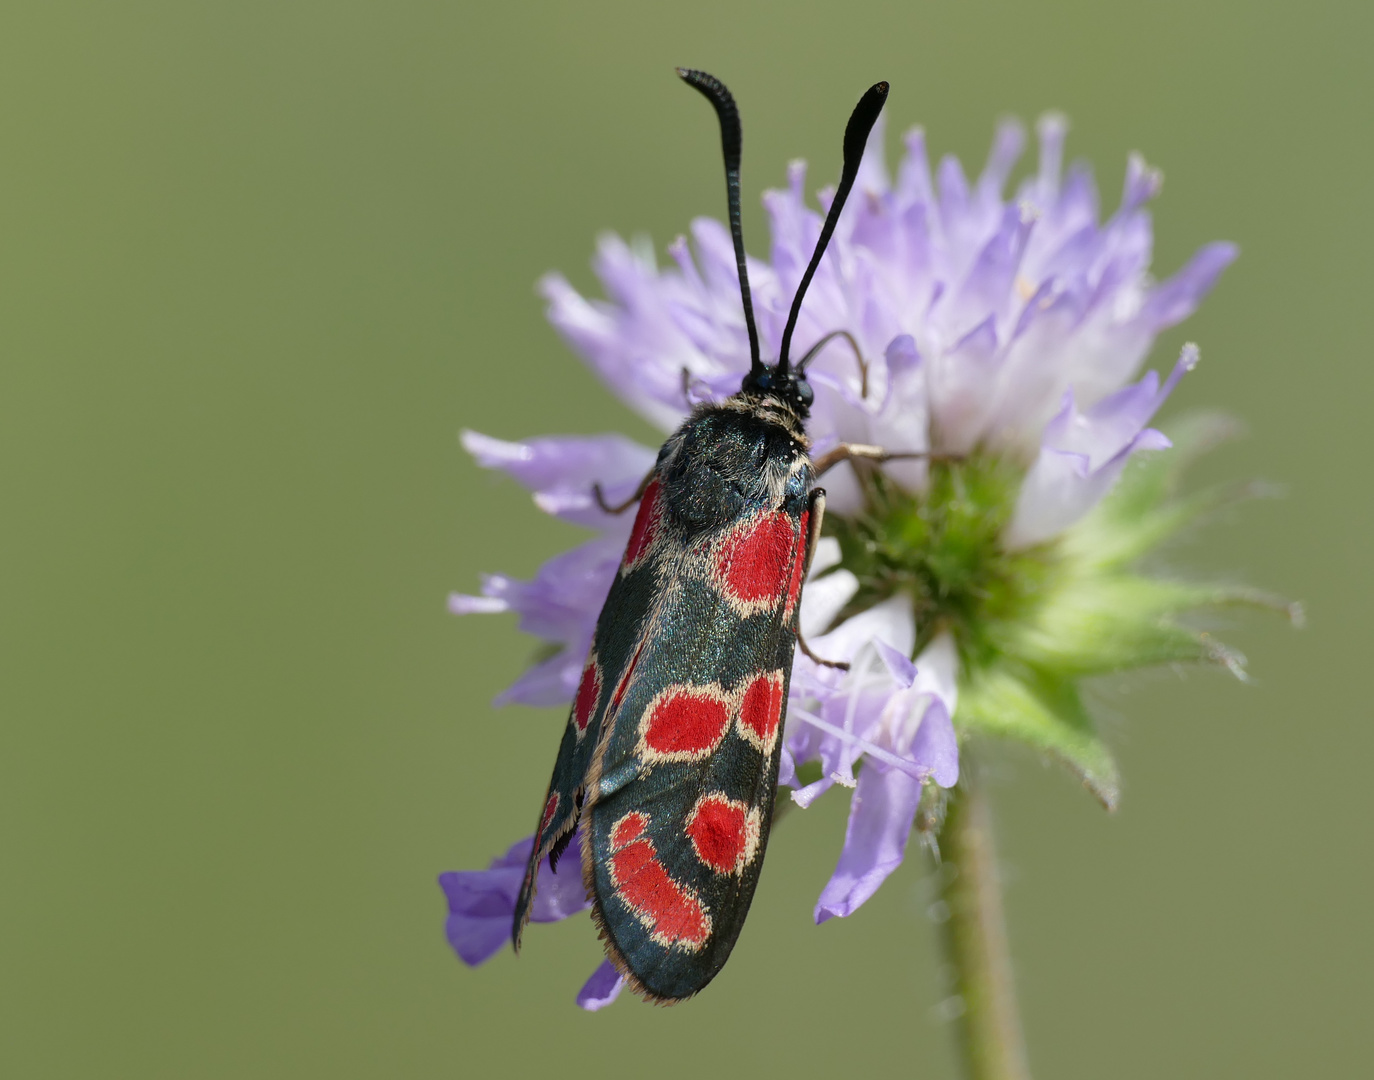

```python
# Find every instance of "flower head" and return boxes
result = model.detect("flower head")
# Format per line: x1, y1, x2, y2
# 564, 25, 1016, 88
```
443, 112, 1285, 1007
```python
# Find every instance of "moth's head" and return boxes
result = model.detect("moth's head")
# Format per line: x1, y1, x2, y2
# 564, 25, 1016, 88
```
676, 68, 887, 429
740, 364, 814, 418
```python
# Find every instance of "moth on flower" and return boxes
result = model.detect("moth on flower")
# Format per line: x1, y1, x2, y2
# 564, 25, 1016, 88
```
505, 70, 935, 1005
442, 61, 1266, 1011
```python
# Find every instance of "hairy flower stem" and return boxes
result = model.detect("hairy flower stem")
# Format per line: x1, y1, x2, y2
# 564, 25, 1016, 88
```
937, 765, 1032, 1080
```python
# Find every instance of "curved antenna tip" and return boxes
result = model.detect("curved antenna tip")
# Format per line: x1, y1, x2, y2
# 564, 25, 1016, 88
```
777, 79, 891, 373
675, 68, 762, 375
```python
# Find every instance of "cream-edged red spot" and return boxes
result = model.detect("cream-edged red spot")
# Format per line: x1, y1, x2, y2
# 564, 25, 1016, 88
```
607, 813, 710, 951
610, 810, 648, 849
686, 793, 762, 875
737, 670, 785, 754
571, 656, 602, 738
540, 792, 560, 835
713, 510, 800, 617
621, 478, 663, 571
637, 683, 732, 763
783, 508, 810, 622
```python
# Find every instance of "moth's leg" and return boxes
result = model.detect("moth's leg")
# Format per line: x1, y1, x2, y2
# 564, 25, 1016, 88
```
593, 469, 654, 515
795, 330, 869, 399
793, 487, 850, 671
802, 487, 827, 577
813, 443, 961, 477
680, 366, 714, 407
795, 628, 850, 671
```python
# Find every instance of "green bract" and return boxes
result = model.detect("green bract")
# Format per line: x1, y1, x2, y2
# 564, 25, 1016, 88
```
826, 412, 1299, 809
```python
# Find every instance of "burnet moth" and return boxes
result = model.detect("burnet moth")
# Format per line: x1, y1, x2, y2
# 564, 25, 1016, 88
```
512, 69, 897, 1003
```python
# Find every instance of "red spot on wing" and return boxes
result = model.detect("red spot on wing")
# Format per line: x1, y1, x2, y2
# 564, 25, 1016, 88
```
622, 479, 662, 570
783, 508, 810, 622
540, 792, 560, 834
738, 671, 785, 753
686, 793, 761, 875
572, 657, 602, 735
607, 822, 710, 950
641, 686, 731, 760
716, 511, 797, 610
610, 811, 648, 848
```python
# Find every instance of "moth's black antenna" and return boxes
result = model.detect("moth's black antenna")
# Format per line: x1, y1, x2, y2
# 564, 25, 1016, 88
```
677, 68, 763, 379
777, 81, 889, 377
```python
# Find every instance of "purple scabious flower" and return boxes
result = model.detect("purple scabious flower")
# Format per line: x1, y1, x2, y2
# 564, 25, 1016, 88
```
444, 114, 1272, 1008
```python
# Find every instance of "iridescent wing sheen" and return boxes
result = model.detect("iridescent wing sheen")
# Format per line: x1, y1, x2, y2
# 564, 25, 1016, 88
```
580, 480, 813, 1002
510, 475, 670, 948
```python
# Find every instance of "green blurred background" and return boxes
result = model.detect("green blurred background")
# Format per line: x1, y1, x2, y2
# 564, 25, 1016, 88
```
3, 1, 1368, 1076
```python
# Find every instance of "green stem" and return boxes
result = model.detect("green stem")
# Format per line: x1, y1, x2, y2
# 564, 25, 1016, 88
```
937, 764, 1031, 1080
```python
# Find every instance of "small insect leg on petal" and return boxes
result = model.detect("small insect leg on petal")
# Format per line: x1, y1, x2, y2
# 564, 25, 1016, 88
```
813, 444, 963, 476
792, 487, 848, 670
594, 469, 655, 515
680, 366, 714, 407
801, 488, 826, 578
795, 627, 850, 670
794, 329, 869, 399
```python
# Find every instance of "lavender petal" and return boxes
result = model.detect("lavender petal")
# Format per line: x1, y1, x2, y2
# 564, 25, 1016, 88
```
1005, 345, 1197, 547
438, 836, 530, 967
813, 763, 926, 922
1139, 242, 1239, 331
439, 833, 591, 970
576, 960, 626, 1011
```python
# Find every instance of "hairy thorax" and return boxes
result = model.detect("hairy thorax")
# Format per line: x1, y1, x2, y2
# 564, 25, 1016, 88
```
657, 394, 813, 536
